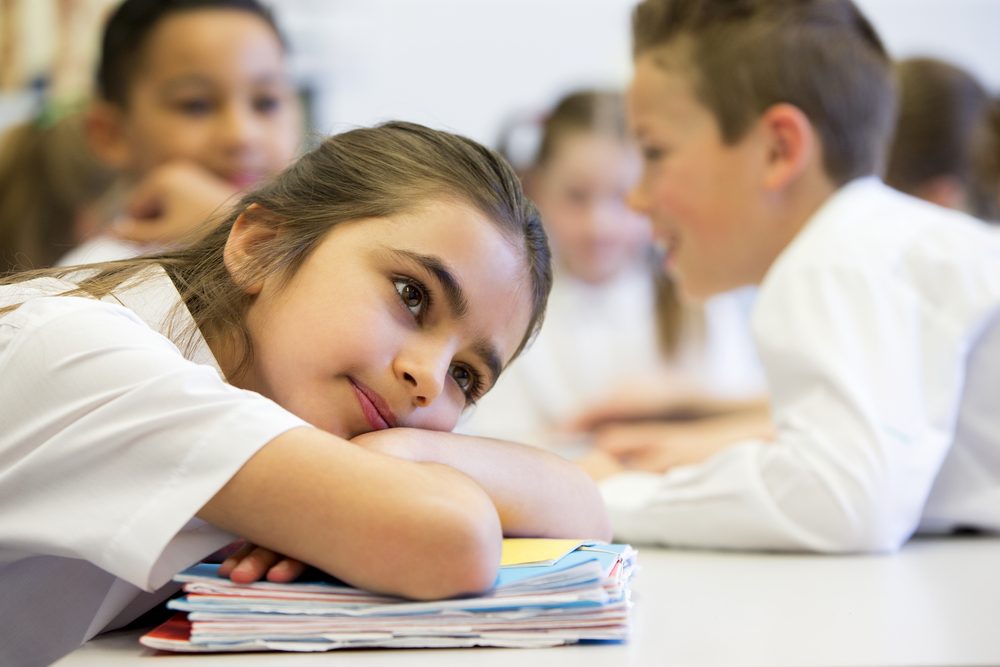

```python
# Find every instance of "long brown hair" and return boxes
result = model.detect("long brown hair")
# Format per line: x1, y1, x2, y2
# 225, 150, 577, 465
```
2, 121, 552, 377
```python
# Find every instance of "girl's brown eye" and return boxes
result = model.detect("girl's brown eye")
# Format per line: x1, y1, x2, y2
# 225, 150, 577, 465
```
394, 278, 427, 318
401, 284, 421, 307
449, 363, 483, 402
451, 364, 471, 390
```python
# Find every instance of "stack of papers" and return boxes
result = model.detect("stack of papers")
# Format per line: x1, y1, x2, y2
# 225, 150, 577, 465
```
140, 539, 637, 652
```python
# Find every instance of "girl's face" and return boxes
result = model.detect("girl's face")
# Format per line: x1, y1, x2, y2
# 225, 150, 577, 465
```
532, 132, 651, 284
228, 200, 534, 438
111, 9, 301, 188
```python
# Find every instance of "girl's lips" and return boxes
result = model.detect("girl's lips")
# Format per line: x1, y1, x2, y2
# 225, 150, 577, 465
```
349, 379, 397, 432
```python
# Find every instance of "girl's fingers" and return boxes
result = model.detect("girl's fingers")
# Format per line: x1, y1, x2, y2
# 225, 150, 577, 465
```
228, 546, 281, 584
217, 543, 305, 583
217, 542, 254, 577
266, 558, 307, 583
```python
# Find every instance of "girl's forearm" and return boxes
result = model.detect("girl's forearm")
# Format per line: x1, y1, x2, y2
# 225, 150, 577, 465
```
200, 427, 503, 600
357, 428, 612, 541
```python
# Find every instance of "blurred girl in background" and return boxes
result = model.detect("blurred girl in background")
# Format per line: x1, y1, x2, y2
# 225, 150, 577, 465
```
460, 90, 766, 458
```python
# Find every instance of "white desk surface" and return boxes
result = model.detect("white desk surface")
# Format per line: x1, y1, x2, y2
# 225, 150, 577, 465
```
55, 535, 1000, 667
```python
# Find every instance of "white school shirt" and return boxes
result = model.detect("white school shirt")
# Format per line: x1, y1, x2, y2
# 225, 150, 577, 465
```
457, 263, 764, 444
0, 267, 306, 666
600, 178, 1000, 552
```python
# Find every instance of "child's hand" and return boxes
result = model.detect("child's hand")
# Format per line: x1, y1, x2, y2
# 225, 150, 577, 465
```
217, 542, 306, 584
560, 376, 713, 433
112, 162, 239, 246
593, 421, 732, 473
577, 448, 626, 481
594, 411, 774, 473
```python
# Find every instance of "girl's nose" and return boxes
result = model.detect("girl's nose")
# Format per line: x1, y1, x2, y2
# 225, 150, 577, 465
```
394, 341, 452, 407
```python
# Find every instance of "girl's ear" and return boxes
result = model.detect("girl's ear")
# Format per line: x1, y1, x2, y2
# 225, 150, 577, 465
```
224, 204, 280, 296
758, 103, 815, 191
85, 101, 133, 170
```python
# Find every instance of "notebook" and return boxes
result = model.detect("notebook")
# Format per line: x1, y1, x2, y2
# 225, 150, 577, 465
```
140, 539, 637, 652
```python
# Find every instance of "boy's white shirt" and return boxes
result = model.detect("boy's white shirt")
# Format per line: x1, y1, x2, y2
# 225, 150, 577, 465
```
0, 267, 306, 665
457, 263, 765, 445
600, 178, 1000, 551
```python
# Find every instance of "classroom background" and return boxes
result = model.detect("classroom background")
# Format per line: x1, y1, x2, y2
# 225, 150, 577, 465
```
1, 0, 998, 143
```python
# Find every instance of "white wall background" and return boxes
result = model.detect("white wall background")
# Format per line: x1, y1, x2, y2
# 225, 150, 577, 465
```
2, 1, 999, 144
278, 0, 1000, 147
280, 0, 636, 145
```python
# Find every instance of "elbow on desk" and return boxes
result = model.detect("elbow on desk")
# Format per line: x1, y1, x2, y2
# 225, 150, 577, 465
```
388, 490, 503, 600
760, 447, 917, 554
800, 494, 913, 554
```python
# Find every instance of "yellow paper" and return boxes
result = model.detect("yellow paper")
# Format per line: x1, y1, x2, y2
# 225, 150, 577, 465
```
500, 538, 590, 567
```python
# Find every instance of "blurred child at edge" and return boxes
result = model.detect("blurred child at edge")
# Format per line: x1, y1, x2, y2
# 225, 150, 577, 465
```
60, 0, 302, 264
885, 57, 999, 222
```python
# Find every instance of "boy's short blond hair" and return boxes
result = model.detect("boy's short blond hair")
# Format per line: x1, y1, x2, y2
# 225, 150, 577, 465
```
632, 0, 896, 185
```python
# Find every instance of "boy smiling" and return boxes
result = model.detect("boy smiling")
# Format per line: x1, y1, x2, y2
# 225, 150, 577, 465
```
586, 0, 1000, 552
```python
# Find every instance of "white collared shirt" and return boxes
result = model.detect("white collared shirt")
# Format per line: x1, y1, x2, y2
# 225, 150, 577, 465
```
0, 266, 306, 666
600, 179, 1000, 552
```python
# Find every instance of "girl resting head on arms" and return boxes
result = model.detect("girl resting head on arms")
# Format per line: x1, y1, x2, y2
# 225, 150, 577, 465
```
0, 121, 610, 667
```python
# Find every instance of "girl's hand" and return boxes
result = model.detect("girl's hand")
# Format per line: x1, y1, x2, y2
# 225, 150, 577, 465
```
217, 542, 306, 584
352, 428, 612, 542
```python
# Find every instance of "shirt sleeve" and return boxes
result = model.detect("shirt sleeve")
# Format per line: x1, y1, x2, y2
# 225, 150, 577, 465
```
600, 265, 971, 553
0, 297, 308, 590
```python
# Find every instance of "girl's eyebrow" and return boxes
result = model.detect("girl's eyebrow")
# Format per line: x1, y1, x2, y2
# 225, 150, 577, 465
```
394, 249, 468, 317
385, 248, 502, 387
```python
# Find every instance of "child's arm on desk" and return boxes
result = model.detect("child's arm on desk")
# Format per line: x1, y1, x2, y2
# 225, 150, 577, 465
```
584, 407, 775, 475
216, 428, 611, 585
353, 428, 613, 541
199, 426, 502, 599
